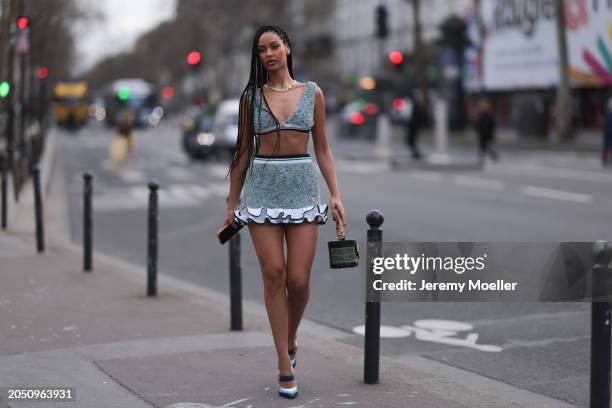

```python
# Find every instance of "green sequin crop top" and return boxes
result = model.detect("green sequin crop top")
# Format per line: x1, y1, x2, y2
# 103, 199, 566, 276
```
254, 81, 316, 135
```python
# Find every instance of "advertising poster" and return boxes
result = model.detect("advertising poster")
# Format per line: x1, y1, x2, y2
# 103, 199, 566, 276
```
482, 0, 612, 89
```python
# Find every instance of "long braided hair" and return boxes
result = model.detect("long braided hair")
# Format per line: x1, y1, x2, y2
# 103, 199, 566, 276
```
228, 25, 294, 183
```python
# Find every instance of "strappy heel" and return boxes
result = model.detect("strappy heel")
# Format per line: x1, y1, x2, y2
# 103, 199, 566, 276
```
288, 347, 298, 369
278, 373, 299, 399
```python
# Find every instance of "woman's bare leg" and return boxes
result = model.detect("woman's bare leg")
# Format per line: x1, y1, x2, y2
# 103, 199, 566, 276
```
285, 223, 318, 352
248, 223, 294, 386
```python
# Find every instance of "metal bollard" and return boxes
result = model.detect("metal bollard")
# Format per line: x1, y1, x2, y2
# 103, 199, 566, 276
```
83, 172, 93, 272
147, 182, 159, 297
229, 231, 243, 331
33, 168, 45, 253
590, 241, 612, 408
364, 210, 384, 384
1, 157, 7, 230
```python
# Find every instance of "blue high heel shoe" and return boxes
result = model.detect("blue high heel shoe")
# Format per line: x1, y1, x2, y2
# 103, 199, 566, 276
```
278, 373, 299, 399
289, 347, 297, 369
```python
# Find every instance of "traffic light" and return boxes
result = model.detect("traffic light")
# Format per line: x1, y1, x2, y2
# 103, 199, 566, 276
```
389, 50, 403, 65
161, 86, 175, 100
38, 67, 48, 80
439, 15, 470, 50
187, 51, 201, 68
16, 17, 29, 30
0, 81, 9, 98
117, 86, 130, 101
375, 5, 388, 39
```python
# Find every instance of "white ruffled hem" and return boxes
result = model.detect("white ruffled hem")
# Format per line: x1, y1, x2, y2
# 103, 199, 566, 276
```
234, 204, 329, 225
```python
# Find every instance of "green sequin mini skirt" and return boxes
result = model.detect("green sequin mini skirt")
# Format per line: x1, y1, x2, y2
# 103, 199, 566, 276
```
234, 154, 329, 225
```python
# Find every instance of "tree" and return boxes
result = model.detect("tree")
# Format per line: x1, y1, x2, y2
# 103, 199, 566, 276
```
555, 0, 572, 140
409, 0, 428, 118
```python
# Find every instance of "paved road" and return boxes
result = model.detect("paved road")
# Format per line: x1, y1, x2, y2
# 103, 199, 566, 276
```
58, 119, 612, 407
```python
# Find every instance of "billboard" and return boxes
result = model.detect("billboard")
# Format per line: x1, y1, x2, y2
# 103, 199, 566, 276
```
482, 0, 612, 90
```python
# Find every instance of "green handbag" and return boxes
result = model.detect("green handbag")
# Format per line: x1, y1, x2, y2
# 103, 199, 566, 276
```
328, 222, 359, 268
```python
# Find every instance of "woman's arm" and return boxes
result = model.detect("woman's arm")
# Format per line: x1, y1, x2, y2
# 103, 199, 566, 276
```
311, 86, 346, 225
226, 97, 252, 219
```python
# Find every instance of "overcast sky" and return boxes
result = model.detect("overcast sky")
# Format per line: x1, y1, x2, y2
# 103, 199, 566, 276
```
74, 0, 177, 74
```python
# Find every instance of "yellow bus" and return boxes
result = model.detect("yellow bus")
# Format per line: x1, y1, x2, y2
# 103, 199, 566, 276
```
53, 80, 89, 127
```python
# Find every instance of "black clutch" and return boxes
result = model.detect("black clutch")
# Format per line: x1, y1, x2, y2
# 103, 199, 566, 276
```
217, 222, 243, 245
328, 222, 359, 268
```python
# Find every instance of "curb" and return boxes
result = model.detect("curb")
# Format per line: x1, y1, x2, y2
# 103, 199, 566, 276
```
6, 128, 57, 233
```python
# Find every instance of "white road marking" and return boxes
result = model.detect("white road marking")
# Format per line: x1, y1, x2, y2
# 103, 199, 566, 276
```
521, 186, 593, 203
453, 175, 505, 191
406, 170, 444, 182
207, 182, 229, 196
93, 184, 214, 211
353, 319, 502, 352
336, 159, 388, 174
166, 167, 193, 181
496, 163, 612, 184
119, 169, 147, 183
208, 164, 231, 179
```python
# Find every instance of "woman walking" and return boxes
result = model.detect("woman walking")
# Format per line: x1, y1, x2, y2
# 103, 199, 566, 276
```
602, 98, 612, 167
474, 98, 499, 164
224, 26, 346, 399
109, 110, 134, 174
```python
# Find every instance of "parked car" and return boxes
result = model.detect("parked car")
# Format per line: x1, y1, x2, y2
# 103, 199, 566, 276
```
181, 112, 217, 160
213, 99, 240, 157
339, 98, 378, 140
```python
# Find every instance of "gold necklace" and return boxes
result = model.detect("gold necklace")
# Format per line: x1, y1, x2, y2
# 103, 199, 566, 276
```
264, 79, 297, 92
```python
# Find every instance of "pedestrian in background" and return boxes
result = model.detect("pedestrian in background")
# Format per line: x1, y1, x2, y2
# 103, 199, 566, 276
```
602, 98, 612, 167
405, 90, 425, 160
225, 25, 346, 400
109, 110, 134, 174
474, 97, 498, 163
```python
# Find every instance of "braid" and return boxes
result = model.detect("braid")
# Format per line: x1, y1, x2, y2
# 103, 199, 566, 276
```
228, 25, 295, 182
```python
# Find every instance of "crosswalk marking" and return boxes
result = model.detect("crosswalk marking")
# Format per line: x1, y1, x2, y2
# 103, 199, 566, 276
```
166, 167, 193, 181
209, 164, 230, 179
520, 186, 593, 204
93, 183, 228, 211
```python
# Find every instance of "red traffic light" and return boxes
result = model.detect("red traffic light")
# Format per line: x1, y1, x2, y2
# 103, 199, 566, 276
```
350, 112, 366, 125
389, 51, 403, 65
364, 103, 378, 116
161, 86, 175, 100
38, 67, 48, 80
16, 17, 29, 30
187, 51, 201, 65
393, 98, 406, 110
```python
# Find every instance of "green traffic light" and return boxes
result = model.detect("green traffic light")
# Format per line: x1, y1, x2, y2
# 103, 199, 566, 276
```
355, 98, 366, 111
0, 81, 9, 98
117, 86, 130, 101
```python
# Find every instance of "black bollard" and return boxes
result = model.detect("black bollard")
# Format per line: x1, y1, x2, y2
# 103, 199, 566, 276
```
1, 157, 7, 230
147, 182, 159, 297
83, 172, 93, 272
229, 231, 243, 331
33, 168, 44, 253
590, 241, 612, 408
364, 210, 384, 384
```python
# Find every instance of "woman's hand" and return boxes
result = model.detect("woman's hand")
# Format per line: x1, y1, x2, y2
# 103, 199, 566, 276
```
330, 196, 346, 226
225, 206, 236, 226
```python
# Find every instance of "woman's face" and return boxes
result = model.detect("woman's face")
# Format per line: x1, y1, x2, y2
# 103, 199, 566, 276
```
258, 31, 289, 73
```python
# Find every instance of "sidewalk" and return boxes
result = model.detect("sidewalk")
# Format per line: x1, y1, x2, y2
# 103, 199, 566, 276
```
328, 121, 603, 163
0, 129, 579, 408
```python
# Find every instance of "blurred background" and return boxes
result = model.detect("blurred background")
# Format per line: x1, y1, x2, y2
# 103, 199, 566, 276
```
1, 1, 612, 407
